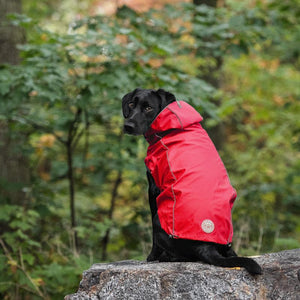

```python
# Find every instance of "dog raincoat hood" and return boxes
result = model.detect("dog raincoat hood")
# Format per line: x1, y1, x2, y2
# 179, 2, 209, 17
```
144, 101, 237, 244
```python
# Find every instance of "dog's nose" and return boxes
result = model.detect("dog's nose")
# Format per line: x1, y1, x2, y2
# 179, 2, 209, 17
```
124, 121, 135, 134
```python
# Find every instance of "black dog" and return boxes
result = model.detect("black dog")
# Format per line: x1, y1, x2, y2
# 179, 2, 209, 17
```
122, 88, 262, 275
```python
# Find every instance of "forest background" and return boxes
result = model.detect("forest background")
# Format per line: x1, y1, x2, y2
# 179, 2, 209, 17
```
0, 0, 299, 299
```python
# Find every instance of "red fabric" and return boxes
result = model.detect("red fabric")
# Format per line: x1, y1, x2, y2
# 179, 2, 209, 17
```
144, 101, 237, 244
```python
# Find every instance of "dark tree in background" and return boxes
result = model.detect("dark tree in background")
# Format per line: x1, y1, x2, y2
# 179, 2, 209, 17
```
0, 0, 30, 206
193, 0, 225, 149
194, 0, 218, 6
0, 0, 24, 65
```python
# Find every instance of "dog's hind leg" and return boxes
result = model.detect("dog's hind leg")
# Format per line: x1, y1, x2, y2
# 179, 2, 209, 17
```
146, 171, 165, 261
147, 226, 165, 262
150, 214, 190, 262
196, 244, 262, 275
225, 246, 238, 257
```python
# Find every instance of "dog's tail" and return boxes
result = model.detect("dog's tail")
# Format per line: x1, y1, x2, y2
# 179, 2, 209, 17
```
213, 256, 262, 275
199, 246, 262, 275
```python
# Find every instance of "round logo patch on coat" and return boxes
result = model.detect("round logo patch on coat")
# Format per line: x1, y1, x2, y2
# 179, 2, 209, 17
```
201, 219, 215, 234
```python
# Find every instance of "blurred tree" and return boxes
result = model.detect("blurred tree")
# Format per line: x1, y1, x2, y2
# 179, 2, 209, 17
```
0, 0, 30, 207
0, 0, 24, 64
194, 0, 218, 6
192, 0, 225, 150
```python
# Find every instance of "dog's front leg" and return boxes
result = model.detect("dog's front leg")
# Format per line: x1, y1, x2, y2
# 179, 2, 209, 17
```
146, 170, 164, 261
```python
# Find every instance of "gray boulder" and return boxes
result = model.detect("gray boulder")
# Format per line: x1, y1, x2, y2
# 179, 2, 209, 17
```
65, 248, 300, 300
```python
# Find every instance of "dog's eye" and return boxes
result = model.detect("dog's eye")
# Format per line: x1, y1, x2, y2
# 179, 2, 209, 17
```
128, 102, 135, 109
144, 106, 153, 113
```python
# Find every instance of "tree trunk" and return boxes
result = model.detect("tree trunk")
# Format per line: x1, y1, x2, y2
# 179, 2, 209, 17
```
193, 0, 225, 150
67, 139, 78, 251
0, 0, 24, 65
193, 0, 218, 6
101, 170, 122, 261
0, 0, 30, 205
66, 107, 83, 251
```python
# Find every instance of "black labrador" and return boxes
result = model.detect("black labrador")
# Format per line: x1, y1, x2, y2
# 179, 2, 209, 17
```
122, 88, 262, 275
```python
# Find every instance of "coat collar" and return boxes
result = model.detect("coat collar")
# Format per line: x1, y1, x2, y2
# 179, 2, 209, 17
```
144, 101, 203, 145
144, 128, 177, 145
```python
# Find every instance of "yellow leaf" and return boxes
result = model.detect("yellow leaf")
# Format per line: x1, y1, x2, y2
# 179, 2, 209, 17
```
8, 260, 18, 274
32, 278, 45, 287
148, 58, 163, 68
229, 267, 241, 270
8, 259, 17, 266
29, 90, 38, 97
39, 134, 56, 148
40, 33, 48, 41
40, 172, 50, 181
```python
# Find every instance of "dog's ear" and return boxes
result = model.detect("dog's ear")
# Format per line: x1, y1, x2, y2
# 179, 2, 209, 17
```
155, 89, 176, 110
122, 88, 139, 118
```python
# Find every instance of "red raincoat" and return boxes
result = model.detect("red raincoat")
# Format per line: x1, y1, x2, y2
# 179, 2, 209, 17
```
144, 101, 237, 245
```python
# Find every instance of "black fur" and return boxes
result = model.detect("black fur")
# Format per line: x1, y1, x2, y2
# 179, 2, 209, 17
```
122, 88, 262, 275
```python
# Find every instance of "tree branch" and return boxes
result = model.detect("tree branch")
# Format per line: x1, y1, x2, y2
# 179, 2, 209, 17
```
22, 117, 67, 145
0, 239, 46, 298
101, 170, 122, 261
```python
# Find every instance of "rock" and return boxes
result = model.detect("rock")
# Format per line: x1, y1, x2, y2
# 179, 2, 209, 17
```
65, 249, 300, 300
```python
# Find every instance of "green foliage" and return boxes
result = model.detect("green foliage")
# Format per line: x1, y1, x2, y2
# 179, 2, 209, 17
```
0, 1, 299, 298
273, 238, 300, 252
0, 204, 90, 298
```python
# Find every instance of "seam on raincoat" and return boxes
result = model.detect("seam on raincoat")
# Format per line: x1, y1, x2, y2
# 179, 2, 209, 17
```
175, 100, 182, 108
166, 107, 184, 129
160, 138, 177, 237
227, 216, 233, 244
213, 174, 235, 244
171, 185, 177, 236
160, 139, 177, 181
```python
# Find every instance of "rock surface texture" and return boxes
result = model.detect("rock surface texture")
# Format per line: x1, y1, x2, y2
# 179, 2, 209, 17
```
65, 249, 300, 300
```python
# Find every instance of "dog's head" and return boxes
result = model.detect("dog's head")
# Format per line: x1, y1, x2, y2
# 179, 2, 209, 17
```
122, 88, 176, 135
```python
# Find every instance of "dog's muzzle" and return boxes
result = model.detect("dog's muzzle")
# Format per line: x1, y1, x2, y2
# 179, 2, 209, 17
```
123, 120, 136, 134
